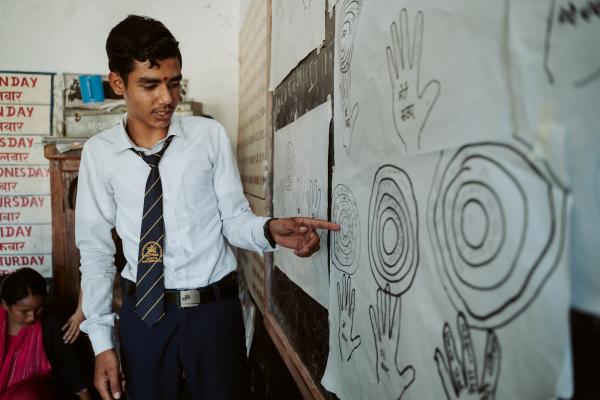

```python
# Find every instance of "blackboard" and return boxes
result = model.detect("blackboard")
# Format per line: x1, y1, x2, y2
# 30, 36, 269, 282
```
264, 9, 336, 400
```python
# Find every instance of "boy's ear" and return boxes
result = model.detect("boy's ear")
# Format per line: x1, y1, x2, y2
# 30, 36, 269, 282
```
108, 72, 126, 96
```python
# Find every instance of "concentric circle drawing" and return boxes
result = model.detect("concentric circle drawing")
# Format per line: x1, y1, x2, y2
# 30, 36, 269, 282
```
338, 0, 362, 74
427, 142, 567, 329
368, 165, 419, 295
332, 184, 361, 275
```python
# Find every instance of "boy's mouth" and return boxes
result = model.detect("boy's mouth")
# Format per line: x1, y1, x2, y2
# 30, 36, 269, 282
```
153, 109, 173, 121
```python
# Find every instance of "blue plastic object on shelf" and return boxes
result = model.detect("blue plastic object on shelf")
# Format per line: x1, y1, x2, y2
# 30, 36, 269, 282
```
78, 75, 105, 103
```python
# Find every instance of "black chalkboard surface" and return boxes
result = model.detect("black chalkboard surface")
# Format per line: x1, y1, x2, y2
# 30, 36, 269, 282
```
266, 10, 337, 400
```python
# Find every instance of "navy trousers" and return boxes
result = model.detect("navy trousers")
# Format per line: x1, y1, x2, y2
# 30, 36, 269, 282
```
118, 280, 249, 400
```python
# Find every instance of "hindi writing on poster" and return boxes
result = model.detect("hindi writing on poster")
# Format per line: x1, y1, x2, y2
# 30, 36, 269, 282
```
0, 72, 54, 277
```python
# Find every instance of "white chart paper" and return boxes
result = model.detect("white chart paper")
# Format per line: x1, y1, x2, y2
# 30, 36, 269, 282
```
323, 1, 577, 399
273, 99, 331, 307
270, 0, 326, 89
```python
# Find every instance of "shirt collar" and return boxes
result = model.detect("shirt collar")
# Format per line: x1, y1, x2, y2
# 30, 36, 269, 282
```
114, 113, 187, 153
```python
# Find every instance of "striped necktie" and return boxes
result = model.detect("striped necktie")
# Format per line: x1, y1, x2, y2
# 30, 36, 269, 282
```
131, 135, 174, 326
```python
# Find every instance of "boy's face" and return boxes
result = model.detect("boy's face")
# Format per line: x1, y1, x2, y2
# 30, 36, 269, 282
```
109, 57, 182, 133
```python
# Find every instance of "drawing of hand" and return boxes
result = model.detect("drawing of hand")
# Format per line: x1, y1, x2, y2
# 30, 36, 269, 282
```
275, 0, 284, 20
386, 9, 440, 152
369, 285, 415, 397
338, 274, 361, 361
284, 142, 296, 191
434, 313, 501, 400
544, 0, 600, 87
305, 179, 322, 219
292, 177, 304, 215
340, 72, 360, 155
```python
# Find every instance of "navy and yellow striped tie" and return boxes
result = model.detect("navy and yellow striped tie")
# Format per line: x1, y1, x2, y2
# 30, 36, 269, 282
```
131, 135, 174, 326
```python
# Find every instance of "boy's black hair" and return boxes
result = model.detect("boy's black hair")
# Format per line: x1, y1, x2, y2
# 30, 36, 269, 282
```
1, 268, 47, 306
106, 15, 182, 84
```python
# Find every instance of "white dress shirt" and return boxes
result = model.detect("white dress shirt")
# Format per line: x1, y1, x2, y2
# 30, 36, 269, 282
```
76, 115, 272, 355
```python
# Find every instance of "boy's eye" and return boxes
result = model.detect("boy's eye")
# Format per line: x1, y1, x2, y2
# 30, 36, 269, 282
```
143, 85, 157, 90
169, 81, 181, 88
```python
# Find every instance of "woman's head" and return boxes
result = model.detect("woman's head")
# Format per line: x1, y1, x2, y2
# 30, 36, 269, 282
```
1, 268, 47, 326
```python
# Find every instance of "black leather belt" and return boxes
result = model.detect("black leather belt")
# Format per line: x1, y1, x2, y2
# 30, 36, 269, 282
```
123, 272, 238, 308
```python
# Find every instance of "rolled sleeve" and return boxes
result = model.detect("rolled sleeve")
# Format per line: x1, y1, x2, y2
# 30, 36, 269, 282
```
76, 142, 118, 355
81, 319, 116, 355
212, 126, 275, 254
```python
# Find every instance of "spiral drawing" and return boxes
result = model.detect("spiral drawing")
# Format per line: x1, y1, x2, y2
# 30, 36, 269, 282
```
368, 165, 419, 295
332, 184, 361, 275
338, 0, 362, 74
427, 142, 567, 329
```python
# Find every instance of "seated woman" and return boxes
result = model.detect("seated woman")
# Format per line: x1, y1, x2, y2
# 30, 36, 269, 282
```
0, 268, 90, 400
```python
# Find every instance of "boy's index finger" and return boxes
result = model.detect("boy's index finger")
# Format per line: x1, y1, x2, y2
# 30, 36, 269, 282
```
295, 217, 341, 231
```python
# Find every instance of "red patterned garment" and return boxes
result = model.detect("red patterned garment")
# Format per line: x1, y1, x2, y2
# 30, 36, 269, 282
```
0, 307, 51, 394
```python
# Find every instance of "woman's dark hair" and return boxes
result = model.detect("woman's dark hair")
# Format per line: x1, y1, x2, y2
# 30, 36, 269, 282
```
1, 268, 47, 306
106, 15, 182, 84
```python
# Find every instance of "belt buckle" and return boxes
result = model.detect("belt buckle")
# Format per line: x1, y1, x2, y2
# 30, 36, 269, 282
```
179, 289, 201, 308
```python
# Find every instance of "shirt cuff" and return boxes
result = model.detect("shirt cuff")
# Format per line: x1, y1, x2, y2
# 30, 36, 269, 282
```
252, 216, 276, 254
81, 320, 115, 356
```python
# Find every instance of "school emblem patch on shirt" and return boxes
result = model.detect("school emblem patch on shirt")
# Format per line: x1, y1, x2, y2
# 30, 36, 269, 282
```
140, 241, 163, 263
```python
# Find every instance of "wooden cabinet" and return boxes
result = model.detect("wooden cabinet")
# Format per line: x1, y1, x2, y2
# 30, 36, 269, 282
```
44, 144, 82, 312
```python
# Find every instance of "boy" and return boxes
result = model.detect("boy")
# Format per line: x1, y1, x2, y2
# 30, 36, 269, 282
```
76, 15, 339, 400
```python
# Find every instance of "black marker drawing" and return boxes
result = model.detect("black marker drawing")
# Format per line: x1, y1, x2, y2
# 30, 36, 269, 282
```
386, 9, 440, 152
284, 141, 296, 192
544, 0, 600, 87
289, 0, 312, 23
427, 142, 567, 329
332, 184, 361, 275
369, 284, 415, 397
306, 178, 327, 239
275, 0, 285, 21
293, 176, 304, 215
337, 0, 363, 155
434, 312, 501, 400
338, 274, 361, 362
368, 165, 419, 295
306, 178, 322, 219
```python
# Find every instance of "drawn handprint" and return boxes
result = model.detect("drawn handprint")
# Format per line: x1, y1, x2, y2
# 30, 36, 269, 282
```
284, 142, 296, 192
369, 285, 415, 397
338, 274, 361, 362
289, 0, 312, 22
292, 176, 304, 214
305, 179, 322, 219
434, 312, 501, 400
386, 9, 440, 152
340, 72, 360, 155
275, 0, 285, 20
544, 0, 600, 87
338, 0, 363, 155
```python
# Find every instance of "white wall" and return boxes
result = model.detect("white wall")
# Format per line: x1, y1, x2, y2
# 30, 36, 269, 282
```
0, 0, 241, 146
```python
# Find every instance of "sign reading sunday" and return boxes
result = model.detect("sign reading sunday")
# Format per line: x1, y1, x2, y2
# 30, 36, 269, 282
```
0, 72, 54, 277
